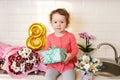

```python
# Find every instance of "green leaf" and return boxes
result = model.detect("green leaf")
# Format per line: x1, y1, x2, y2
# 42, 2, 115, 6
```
78, 44, 85, 48
78, 44, 86, 52
77, 44, 94, 52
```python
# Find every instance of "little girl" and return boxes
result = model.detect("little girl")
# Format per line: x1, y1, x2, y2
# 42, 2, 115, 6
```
44, 8, 78, 80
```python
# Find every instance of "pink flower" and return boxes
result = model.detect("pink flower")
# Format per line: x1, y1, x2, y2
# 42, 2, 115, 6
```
79, 32, 88, 39
88, 35, 95, 40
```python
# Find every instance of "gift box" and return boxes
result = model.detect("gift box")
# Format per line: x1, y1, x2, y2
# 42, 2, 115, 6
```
41, 47, 66, 64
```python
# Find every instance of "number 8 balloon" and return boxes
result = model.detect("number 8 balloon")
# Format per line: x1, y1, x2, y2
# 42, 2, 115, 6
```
26, 23, 46, 51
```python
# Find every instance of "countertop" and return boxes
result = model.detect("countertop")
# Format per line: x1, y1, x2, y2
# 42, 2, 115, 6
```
0, 70, 120, 80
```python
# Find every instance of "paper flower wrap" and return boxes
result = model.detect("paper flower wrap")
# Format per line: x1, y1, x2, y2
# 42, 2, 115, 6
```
2, 47, 47, 78
0, 42, 11, 58
76, 55, 104, 74
41, 47, 66, 64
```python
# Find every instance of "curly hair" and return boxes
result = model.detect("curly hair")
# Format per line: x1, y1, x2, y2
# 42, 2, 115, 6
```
49, 8, 70, 26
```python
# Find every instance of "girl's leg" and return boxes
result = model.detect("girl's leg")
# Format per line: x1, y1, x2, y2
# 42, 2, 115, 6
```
62, 69, 76, 80
44, 68, 60, 80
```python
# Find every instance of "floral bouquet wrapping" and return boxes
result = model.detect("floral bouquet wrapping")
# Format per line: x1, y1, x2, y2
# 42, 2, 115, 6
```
0, 42, 11, 58
41, 47, 66, 64
2, 47, 41, 78
76, 55, 104, 74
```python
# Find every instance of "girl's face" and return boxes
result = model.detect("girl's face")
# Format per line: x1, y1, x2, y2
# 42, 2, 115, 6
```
51, 13, 67, 33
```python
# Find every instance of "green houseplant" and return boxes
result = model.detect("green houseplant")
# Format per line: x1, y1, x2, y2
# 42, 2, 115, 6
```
78, 32, 95, 54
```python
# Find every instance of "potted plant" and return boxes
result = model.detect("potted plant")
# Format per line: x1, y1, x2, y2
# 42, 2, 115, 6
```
78, 32, 95, 55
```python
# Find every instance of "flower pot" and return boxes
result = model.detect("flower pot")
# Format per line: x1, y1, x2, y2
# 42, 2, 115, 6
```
84, 52, 90, 55
81, 71, 93, 80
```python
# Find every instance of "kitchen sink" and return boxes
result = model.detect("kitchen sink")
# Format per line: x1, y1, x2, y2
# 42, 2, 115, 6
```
95, 42, 120, 77
95, 58, 120, 77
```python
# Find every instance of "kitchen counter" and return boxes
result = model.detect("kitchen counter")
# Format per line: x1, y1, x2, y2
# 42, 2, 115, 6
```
0, 70, 120, 80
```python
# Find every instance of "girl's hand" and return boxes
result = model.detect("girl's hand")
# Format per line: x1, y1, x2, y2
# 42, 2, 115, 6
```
64, 53, 72, 64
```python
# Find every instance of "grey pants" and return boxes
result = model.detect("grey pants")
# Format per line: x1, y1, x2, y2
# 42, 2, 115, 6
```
44, 68, 76, 80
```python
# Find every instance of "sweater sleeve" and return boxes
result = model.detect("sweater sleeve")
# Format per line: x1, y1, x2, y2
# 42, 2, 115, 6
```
70, 34, 79, 59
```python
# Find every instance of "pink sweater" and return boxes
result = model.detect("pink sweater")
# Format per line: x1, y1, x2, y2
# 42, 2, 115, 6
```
45, 31, 79, 73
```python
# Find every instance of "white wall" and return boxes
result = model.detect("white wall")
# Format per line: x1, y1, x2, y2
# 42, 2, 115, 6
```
0, 0, 120, 60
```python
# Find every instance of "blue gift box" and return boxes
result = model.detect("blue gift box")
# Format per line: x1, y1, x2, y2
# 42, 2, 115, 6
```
41, 47, 66, 64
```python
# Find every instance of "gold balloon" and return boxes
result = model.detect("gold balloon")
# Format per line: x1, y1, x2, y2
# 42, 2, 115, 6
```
26, 36, 45, 51
28, 23, 46, 37
26, 23, 46, 51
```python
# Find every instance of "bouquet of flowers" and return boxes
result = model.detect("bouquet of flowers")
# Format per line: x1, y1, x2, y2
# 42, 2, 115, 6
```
0, 57, 4, 69
78, 32, 95, 53
2, 47, 41, 78
75, 55, 104, 74
8, 47, 39, 74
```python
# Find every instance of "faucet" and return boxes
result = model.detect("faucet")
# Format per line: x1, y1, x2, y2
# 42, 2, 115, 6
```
97, 42, 119, 64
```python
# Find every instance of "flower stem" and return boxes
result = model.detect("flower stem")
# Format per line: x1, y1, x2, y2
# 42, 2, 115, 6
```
86, 38, 87, 48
